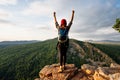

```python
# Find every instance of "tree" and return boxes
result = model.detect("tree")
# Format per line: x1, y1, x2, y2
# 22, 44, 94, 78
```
112, 18, 120, 32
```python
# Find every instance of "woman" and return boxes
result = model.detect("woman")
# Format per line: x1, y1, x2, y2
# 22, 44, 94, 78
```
53, 10, 75, 72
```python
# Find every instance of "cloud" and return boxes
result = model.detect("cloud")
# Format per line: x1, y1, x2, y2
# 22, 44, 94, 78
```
22, 1, 53, 16
68, 0, 120, 40
95, 27, 116, 35
21, 0, 74, 17
0, 21, 14, 27
0, 22, 35, 41
0, 9, 13, 26
0, 9, 10, 20
0, 19, 11, 23
0, 0, 17, 5
12, 0, 120, 41
0, 0, 120, 41
71, 26, 120, 41
35, 25, 50, 30
27, 24, 50, 32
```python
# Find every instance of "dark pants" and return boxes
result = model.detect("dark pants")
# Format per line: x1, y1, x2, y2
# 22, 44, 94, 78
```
57, 39, 69, 66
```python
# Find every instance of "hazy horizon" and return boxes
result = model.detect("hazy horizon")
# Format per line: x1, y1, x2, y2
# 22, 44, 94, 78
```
0, 0, 120, 41
0, 37, 120, 42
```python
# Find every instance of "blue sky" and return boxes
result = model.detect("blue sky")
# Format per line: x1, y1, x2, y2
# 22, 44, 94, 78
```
0, 0, 120, 41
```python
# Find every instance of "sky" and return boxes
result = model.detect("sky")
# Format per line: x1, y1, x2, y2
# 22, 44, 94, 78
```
0, 0, 120, 41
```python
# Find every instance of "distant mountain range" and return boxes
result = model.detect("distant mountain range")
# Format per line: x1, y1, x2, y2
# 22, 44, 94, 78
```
0, 40, 39, 45
85, 40, 120, 44
0, 39, 119, 45
0, 40, 39, 48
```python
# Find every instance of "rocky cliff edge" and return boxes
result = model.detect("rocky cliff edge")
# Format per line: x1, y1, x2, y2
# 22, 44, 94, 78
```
35, 63, 120, 80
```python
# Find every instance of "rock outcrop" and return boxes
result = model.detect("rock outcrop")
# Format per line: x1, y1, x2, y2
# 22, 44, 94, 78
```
35, 63, 120, 80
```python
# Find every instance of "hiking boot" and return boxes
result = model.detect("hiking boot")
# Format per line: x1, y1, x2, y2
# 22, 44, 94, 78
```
58, 66, 63, 73
63, 65, 66, 70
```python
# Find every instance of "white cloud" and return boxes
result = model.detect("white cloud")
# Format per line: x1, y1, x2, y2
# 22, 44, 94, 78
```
66, 0, 120, 41
95, 27, 116, 35
0, 22, 33, 41
0, 9, 11, 20
0, 21, 13, 27
22, 1, 53, 16
0, 0, 17, 5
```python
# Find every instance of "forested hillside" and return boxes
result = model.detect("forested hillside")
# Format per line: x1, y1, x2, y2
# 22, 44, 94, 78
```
0, 38, 120, 80
92, 43, 120, 64
0, 39, 57, 80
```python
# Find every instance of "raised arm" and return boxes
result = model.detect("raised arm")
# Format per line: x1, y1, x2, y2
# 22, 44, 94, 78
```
53, 12, 57, 23
70, 10, 75, 23
53, 12, 59, 29
67, 10, 75, 29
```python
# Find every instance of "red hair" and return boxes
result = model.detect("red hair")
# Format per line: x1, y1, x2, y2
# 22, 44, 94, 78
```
61, 19, 67, 26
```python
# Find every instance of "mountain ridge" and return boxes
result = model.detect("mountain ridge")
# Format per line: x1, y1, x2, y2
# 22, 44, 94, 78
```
86, 40, 120, 45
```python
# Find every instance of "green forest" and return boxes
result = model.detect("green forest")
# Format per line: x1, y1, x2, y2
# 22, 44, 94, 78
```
92, 43, 120, 64
0, 38, 120, 80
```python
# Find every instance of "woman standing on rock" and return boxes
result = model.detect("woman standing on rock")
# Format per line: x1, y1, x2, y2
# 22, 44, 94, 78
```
53, 10, 75, 72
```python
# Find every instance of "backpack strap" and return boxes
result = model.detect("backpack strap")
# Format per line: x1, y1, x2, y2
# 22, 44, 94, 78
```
58, 35, 68, 43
